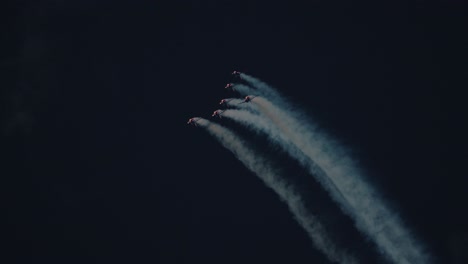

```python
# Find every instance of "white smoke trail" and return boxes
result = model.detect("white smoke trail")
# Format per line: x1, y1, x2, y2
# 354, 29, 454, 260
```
224, 98, 243, 106
232, 84, 256, 96
222, 98, 260, 114
241, 74, 430, 264
221, 109, 355, 214
239, 74, 283, 102
196, 118, 358, 264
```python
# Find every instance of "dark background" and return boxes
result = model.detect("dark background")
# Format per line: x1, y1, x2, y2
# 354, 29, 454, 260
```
2, 1, 466, 263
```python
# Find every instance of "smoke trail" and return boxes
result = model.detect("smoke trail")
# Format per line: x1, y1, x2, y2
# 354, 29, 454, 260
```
232, 84, 256, 96
197, 118, 358, 264
239, 74, 283, 102
223, 98, 243, 106
221, 109, 356, 227
241, 75, 430, 264
222, 98, 259, 114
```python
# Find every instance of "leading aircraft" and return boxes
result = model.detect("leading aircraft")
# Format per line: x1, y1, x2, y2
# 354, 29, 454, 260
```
187, 117, 201, 126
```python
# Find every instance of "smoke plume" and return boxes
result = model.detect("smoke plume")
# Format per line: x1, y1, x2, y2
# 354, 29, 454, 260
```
197, 118, 358, 264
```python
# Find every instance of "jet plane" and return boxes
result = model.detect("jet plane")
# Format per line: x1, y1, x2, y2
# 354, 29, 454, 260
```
187, 117, 200, 126
224, 83, 234, 89
212, 110, 225, 118
231, 71, 241, 76
219, 99, 233, 105
240, 95, 256, 103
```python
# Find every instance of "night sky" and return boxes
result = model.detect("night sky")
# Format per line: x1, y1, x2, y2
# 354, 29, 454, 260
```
2, 1, 467, 263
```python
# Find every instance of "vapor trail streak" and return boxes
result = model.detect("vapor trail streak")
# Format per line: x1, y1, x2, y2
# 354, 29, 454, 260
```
238, 74, 283, 103
222, 98, 259, 113
222, 109, 355, 215
239, 74, 429, 264
232, 84, 256, 96
197, 118, 358, 264
224, 98, 243, 106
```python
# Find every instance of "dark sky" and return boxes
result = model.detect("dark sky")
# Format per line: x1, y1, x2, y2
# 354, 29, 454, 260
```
2, 1, 466, 263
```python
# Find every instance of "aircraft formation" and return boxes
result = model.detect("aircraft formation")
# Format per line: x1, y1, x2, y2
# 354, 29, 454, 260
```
187, 71, 252, 126
185, 71, 430, 264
